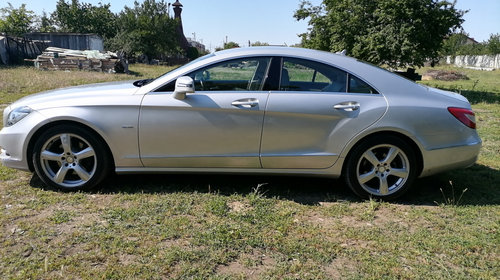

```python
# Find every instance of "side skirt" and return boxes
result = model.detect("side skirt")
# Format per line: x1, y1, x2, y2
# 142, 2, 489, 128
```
115, 166, 341, 178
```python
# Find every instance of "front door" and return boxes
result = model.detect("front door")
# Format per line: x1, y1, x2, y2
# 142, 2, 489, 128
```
139, 57, 272, 168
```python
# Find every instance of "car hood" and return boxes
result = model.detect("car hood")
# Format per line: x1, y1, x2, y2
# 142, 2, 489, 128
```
9, 80, 140, 110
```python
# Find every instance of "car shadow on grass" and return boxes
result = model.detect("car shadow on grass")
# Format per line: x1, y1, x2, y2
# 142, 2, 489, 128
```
405, 163, 500, 206
30, 163, 499, 206
429, 87, 500, 105
98, 173, 359, 205
457, 90, 500, 105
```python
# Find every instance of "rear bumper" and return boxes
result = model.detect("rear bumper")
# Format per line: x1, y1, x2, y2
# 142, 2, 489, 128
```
419, 140, 482, 177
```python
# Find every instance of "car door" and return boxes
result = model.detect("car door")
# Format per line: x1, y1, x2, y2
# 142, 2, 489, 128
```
139, 57, 272, 168
260, 57, 388, 169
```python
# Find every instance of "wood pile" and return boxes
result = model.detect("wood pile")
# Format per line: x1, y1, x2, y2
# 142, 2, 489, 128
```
30, 47, 128, 73
422, 70, 469, 81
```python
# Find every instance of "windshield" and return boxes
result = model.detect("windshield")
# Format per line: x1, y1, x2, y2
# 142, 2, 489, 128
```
133, 53, 216, 87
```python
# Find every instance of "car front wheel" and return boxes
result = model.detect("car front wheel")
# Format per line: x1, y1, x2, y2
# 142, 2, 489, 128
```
32, 125, 110, 191
344, 135, 418, 200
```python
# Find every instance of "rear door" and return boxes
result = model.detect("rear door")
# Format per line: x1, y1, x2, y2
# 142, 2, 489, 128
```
260, 57, 387, 169
139, 57, 272, 168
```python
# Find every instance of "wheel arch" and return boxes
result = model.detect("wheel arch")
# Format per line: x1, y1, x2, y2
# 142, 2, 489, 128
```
26, 120, 115, 172
341, 131, 424, 177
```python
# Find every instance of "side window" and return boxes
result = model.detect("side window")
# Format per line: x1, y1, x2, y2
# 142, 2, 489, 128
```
284, 61, 329, 83
280, 58, 347, 92
348, 75, 378, 94
188, 57, 271, 91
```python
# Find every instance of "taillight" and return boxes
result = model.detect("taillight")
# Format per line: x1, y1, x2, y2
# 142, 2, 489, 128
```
448, 107, 476, 129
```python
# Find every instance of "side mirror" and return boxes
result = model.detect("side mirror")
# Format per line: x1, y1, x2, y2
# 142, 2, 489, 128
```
173, 76, 195, 100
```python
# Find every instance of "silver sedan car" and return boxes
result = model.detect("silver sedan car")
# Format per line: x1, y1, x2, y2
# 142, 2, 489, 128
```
0, 47, 481, 199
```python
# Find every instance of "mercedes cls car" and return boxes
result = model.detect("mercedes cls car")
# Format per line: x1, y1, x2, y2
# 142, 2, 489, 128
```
0, 47, 481, 199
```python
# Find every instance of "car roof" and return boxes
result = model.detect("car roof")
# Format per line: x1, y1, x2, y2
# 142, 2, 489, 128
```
213, 46, 359, 65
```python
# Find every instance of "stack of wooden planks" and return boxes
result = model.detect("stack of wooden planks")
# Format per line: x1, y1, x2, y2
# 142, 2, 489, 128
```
31, 47, 128, 73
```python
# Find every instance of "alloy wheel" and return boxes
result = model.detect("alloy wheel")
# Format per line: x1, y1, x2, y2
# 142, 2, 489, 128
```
356, 144, 410, 196
39, 133, 97, 188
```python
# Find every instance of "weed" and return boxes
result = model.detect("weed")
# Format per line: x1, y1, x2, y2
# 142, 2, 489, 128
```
49, 210, 75, 224
205, 194, 229, 217
435, 181, 468, 206
472, 79, 479, 90
247, 183, 268, 205
359, 197, 382, 221
368, 196, 381, 212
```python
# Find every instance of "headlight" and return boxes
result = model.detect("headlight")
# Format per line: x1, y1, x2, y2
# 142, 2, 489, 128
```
6, 106, 32, 127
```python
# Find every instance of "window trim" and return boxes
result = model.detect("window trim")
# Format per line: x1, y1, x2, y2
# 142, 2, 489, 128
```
279, 57, 348, 93
276, 56, 380, 95
154, 56, 274, 93
154, 55, 279, 94
152, 55, 381, 95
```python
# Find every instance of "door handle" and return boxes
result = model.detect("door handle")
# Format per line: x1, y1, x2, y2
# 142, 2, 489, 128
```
232, 98, 259, 108
333, 102, 360, 111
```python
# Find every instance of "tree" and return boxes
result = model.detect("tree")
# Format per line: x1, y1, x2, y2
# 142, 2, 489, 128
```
440, 32, 469, 56
186, 47, 199, 60
36, 11, 56, 32
107, 0, 179, 60
52, 0, 117, 39
0, 3, 36, 36
440, 32, 500, 56
295, 0, 465, 68
251, 41, 269, 46
486, 33, 500, 55
455, 43, 486, 55
215, 41, 239, 51
223, 41, 240, 49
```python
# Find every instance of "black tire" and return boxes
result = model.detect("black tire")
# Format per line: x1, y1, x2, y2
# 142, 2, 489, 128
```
32, 125, 111, 191
344, 135, 418, 200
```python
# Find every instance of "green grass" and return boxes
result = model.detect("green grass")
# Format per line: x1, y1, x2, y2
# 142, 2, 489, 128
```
0, 64, 499, 279
419, 65, 500, 102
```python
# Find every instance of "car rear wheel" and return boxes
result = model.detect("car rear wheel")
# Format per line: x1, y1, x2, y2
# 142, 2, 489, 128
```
32, 125, 110, 191
344, 135, 417, 200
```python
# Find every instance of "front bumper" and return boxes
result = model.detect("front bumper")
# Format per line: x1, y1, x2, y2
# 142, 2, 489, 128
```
0, 147, 30, 171
0, 110, 46, 172
0, 128, 31, 171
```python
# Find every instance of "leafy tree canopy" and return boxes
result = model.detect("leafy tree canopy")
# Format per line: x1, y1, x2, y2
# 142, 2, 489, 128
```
0, 3, 36, 36
441, 32, 500, 56
224, 41, 240, 49
295, 0, 465, 68
251, 41, 269, 46
37, 11, 56, 33
486, 33, 500, 55
215, 41, 240, 51
107, 0, 179, 59
441, 32, 470, 56
52, 0, 117, 38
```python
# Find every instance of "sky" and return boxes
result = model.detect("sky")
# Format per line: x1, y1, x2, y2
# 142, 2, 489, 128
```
2, 0, 500, 51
